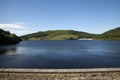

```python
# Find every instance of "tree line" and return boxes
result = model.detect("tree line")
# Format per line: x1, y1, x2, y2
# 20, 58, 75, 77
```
0, 29, 22, 46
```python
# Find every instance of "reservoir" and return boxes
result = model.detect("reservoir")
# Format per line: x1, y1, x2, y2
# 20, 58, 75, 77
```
0, 40, 120, 68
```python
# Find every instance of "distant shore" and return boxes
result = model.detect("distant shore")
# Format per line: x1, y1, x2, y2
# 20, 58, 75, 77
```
0, 68, 120, 80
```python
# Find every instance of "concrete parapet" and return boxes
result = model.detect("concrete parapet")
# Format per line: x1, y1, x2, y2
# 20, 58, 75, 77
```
0, 68, 120, 80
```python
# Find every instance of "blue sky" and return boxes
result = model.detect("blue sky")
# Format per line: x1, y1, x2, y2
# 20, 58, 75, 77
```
0, 0, 120, 36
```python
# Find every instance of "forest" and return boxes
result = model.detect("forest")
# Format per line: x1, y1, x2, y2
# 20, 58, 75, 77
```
0, 29, 22, 46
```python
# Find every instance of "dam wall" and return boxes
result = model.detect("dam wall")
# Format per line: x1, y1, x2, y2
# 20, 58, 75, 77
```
0, 68, 120, 80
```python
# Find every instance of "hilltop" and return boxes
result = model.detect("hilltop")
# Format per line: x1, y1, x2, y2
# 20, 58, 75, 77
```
94, 27, 120, 40
21, 30, 96, 40
0, 29, 22, 46
21, 27, 120, 40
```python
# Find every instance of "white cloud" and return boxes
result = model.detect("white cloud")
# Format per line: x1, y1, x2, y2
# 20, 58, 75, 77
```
10, 30, 31, 36
0, 22, 35, 36
15, 22, 26, 25
0, 23, 25, 29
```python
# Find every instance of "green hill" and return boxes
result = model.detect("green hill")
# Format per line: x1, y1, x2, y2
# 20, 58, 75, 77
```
94, 27, 120, 40
21, 30, 96, 40
0, 29, 22, 46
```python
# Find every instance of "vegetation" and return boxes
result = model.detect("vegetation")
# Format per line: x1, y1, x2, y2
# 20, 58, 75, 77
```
94, 27, 120, 40
21, 27, 120, 40
0, 27, 118, 41
0, 28, 22, 46
21, 30, 96, 40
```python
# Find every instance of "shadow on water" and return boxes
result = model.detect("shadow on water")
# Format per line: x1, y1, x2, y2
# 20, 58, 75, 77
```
0, 45, 17, 55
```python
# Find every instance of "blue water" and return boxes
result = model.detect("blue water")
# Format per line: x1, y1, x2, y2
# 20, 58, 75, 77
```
0, 40, 120, 68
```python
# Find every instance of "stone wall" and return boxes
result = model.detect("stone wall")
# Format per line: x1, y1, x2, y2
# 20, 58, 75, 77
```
0, 68, 120, 80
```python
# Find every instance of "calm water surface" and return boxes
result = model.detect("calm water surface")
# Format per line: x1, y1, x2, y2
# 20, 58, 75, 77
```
0, 40, 120, 68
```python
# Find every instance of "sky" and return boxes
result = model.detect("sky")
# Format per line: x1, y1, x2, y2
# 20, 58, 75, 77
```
0, 0, 120, 36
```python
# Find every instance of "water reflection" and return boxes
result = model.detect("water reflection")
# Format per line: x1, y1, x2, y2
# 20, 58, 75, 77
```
0, 46, 17, 55
0, 40, 120, 68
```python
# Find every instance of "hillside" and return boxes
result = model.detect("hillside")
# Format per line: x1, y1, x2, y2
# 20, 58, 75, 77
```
0, 29, 22, 46
21, 30, 96, 40
94, 27, 120, 40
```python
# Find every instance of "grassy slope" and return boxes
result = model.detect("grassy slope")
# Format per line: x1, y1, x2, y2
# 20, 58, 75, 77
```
94, 27, 120, 40
21, 30, 95, 40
